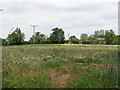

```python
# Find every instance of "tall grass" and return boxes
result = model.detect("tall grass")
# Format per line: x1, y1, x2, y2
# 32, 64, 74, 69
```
2, 44, 119, 88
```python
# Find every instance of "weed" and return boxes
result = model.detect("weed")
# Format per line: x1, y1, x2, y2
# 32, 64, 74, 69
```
2, 44, 118, 88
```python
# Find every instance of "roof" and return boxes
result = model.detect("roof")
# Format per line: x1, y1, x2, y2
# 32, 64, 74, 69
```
96, 38, 105, 41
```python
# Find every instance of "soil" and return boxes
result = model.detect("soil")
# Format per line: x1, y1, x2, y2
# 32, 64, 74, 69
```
49, 68, 70, 88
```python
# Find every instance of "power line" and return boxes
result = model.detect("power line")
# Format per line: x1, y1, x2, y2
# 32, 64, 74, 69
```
31, 25, 37, 44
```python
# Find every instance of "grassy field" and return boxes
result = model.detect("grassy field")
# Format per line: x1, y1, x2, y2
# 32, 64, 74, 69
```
2, 44, 119, 88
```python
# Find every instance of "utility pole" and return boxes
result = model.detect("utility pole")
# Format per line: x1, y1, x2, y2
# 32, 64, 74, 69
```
31, 25, 37, 44
68, 33, 70, 43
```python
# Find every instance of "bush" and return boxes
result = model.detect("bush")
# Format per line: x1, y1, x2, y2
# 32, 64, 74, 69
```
2, 39, 9, 46
23, 41, 31, 45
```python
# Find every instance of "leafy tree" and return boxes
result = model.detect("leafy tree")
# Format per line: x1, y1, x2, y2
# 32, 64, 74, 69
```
49, 27, 65, 44
23, 41, 31, 45
80, 33, 90, 44
93, 30, 105, 39
92, 30, 106, 44
2, 39, 9, 46
7, 28, 25, 45
94, 30, 99, 38
112, 35, 120, 45
105, 29, 115, 44
80, 34, 88, 41
89, 35, 101, 44
99, 30, 105, 37
88, 35, 94, 44
69, 35, 78, 41
69, 35, 79, 44
29, 32, 48, 44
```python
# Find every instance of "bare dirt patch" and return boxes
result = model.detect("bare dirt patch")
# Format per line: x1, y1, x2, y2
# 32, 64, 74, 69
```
64, 66, 72, 73
49, 68, 70, 88
92, 63, 107, 68
22, 70, 38, 77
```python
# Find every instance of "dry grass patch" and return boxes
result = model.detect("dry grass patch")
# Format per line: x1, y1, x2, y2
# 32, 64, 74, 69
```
48, 68, 70, 88
22, 69, 39, 77
76, 62, 84, 65
92, 63, 107, 68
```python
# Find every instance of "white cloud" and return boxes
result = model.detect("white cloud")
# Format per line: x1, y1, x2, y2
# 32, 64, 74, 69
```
0, 0, 118, 40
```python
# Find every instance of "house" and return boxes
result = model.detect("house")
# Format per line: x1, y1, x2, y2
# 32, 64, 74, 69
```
96, 38, 106, 44
96, 38, 105, 41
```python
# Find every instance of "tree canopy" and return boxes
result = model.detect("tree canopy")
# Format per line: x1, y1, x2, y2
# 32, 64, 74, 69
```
105, 29, 115, 44
69, 35, 79, 44
80, 33, 90, 44
29, 32, 48, 44
7, 28, 25, 45
49, 27, 65, 44
1, 27, 119, 46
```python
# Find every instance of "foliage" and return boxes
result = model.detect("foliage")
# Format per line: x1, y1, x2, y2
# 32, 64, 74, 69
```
49, 27, 65, 44
94, 30, 105, 38
7, 28, 25, 45
1, 28, 119, 45
2, 44, 118, 88
23, 41, 31, 45
69, 35, 79, 44
65, 66, 118, 88
80, 33, 88, 41
69, 35, 78, 41
29, 32, 48, 44
1, 39, 9, 46
105, 29, 116, 44
80, 34, 90, 44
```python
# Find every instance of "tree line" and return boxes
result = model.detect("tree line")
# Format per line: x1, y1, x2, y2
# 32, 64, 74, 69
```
1, 27, 120, 46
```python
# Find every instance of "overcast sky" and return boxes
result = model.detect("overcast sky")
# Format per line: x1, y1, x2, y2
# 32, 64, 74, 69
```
0, 0, 119, 40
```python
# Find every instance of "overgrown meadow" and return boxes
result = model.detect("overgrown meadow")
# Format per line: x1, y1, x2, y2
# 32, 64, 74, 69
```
2, 44, 119, 88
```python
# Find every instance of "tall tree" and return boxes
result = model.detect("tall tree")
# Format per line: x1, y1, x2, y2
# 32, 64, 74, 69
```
112, 35, 119, 45
49, 27, 65, 44
88, 35, 94, 44
69, 35, 78, 41
29, 32, 48, 44
105, 29, 115, 44
7, 28, 25, 45
1, 38, 9, 46
80, 33, 89, 43
69, 35, 79, 44
99, 30, 105, 37
93, 30, 105, 38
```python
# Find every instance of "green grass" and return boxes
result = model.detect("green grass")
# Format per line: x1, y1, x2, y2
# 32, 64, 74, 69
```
65, 66, 118, 88
2, 44, 119, 88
